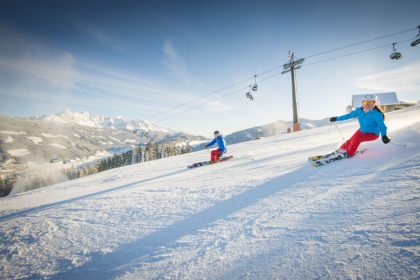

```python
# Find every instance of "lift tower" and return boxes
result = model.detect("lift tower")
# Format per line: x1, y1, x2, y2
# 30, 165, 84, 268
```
281, 51, 304, 132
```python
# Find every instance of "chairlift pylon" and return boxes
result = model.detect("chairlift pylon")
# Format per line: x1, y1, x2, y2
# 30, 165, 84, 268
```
389, 42, 402, 60
411, 25, 420, 47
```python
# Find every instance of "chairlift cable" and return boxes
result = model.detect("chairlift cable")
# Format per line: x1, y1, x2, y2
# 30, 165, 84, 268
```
141, 75, 255, 121
143, 27, 416, 123
305, 27, 415, 59
152, 37, 413, 122
154, 85, 249, 122
303, 38, 411, 68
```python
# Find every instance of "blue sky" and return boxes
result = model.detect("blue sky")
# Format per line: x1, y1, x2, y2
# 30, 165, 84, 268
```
0, 0, 419, 136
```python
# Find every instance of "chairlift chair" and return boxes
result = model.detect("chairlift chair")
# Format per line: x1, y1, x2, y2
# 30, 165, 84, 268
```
411, 25, 420, 47
252, 74, 258, 91
245, 92, 254, 101
389, 43, 402, 60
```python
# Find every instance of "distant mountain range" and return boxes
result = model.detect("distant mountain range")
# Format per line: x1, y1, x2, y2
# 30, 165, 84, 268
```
30, 109, 175, 133
0, 110, 208, 179
224, 118, 331, 144
0, 109, 335, 179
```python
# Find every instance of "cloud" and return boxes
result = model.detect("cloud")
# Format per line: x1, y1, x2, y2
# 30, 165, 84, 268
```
354, 62, 420, 96
0, 28, 199, 118
0, 24, 78, 91
206, 95, 233, 112
162, 38, 200, 86
72, 19, 125, 51
0, 53, 77, 89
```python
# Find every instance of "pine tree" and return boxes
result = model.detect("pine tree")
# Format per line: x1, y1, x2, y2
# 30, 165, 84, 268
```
133, 147, 143, 163
125, 150, 133, 165
184, 143, 192, 154
144, 142, 156, 161
88, 165, 98, 175
106, 157, 112, 169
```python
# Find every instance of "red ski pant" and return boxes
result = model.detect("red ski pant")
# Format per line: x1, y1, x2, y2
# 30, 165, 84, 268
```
340, 129, 379, 156
211, 149, 222, 163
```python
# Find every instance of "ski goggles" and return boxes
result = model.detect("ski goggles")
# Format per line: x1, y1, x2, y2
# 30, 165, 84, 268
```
362, 100, 376, 107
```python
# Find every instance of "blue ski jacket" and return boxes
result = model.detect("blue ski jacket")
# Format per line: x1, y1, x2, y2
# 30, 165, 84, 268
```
206, 135, 227, 154
336, 107, 387, 136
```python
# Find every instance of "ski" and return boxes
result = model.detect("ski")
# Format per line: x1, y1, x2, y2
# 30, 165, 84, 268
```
311, 154, 346, 167
187, 160, 211, 169
308, 152, 335, 162
311, 149, 366, 167
187, 156, 233, 169
308, 149, 366, 162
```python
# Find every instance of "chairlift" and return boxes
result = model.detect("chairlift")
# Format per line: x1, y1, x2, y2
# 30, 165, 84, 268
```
245, 92, 254, 101
411, 25, 420, 47
245, 84, 254, 101
389, 43, 402, 60
252, 74, 258, 91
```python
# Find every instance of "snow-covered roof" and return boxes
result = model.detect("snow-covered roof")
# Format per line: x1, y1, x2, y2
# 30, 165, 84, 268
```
352, 92, 398, 107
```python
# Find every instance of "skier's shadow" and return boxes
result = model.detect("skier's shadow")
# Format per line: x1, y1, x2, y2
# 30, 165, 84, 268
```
0, 168, 190, 223
50, 164, 316, 280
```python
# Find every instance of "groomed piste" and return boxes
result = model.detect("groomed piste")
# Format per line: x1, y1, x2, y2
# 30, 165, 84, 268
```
1, 105, 419, 279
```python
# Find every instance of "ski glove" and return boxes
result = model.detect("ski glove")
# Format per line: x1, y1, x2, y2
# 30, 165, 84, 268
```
204, 145, 208, 149
382, 135, 391, 144
330, 117, 337, 122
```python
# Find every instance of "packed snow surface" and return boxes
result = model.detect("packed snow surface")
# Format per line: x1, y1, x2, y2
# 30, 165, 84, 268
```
26, 136, 43, 144
48, 143, 67, 150
0, 130, 26, 135
41, 133, 67, 139
4, 136, 13, 143
1, 106, 419, 280
6, 149, 30, 157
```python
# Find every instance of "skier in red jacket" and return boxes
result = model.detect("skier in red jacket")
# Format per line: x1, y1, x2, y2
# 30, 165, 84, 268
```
205, 130, 227, 163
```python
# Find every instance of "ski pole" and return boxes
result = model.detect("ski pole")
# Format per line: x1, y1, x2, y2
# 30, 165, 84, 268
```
390, 140, 407, 148
333, 123, 346, 141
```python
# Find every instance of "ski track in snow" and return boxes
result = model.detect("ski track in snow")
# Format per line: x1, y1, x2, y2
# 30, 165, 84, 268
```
0, 106, 419, 280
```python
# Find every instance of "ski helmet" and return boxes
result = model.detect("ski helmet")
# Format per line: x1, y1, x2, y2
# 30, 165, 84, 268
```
362, 94, 378, 109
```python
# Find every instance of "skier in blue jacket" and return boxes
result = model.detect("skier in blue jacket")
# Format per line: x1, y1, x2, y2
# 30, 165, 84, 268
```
330, 94, 390, 157
205, 130, 227, 163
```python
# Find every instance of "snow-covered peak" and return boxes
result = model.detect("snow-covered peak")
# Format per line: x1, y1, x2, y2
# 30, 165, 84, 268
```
45, 109, 103, 127
34, 109, 174, 133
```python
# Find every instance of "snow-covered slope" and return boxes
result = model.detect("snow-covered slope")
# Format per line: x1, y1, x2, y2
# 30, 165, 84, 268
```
1, 106, 419, 279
